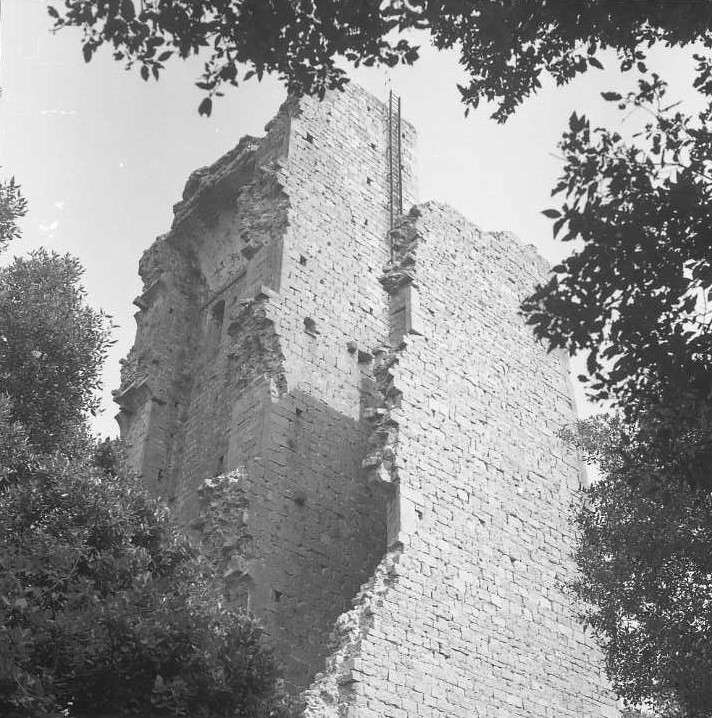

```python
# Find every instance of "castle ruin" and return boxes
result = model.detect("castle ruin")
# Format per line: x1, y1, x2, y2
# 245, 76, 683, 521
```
116, 84, 619, 717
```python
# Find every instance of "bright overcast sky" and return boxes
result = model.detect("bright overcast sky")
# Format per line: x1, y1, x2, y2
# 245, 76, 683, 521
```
2, 0, 702, 437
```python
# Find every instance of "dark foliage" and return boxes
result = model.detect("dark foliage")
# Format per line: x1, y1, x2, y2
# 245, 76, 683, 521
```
567, 416, 712, 717
49, 1, 712, 119
0, 250, 113, 453
0, 178, 27, 252
522, 69, 712, 491
0, 443, 290, 718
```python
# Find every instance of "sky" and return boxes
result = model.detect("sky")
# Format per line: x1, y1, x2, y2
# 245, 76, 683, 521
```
2, 0, 702, 437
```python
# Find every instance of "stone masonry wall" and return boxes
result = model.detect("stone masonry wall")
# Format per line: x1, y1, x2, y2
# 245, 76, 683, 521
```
118, 83, 618, 713
241, 88, 416, 685
117, 84, 418, 692
303, 204, 619, 717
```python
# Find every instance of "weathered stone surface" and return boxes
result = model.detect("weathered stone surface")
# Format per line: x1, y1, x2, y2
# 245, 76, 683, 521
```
118, 83, 619, 715
302, 206, 619, 717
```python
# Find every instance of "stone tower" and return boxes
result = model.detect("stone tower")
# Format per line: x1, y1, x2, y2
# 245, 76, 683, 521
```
116, 84, 619, 717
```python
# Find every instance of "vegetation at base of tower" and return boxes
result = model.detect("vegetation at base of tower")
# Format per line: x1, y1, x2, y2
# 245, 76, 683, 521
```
0, 442, 293, 718
0, 182, 295, 718
48, 1, 712, 119
565, 415, 712, 717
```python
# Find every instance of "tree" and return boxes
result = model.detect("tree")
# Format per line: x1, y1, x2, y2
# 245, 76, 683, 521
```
0, 178, 27, 252
565, 415, 712, 718
49, 0, 712, 118
0, 250, 113, 454
522, 69, 712, 491
0, 186, 294, 717
0, 449, 290, 718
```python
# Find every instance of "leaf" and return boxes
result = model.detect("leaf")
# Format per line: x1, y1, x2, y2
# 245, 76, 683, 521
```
82, 45, 93, 63
588, 56, 604, 70
198, 97, 212, 117
141, 65, 149, 81
542, 208, 562, 219
158, 51, 172, 62
601, 91, 623, 102
121, 0, 135, 20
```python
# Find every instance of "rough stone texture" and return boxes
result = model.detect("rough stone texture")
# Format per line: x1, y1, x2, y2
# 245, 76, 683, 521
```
117, 83, 619, 715
303, 207, 619, 717
117, 85, 415, 691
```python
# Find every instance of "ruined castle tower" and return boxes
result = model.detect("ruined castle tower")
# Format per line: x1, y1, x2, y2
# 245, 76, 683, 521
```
116, 85, 619, 717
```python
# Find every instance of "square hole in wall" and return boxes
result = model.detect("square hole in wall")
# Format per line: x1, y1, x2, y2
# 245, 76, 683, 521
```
299, 255, 307, 266
305, 132, 314, 144
304, 317, 319, 336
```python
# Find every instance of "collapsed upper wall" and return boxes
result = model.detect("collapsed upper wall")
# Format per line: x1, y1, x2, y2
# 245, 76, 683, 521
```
115, 115, 292, 498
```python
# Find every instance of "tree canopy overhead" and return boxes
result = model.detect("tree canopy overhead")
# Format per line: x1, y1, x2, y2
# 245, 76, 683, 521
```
50, 0, 712, 118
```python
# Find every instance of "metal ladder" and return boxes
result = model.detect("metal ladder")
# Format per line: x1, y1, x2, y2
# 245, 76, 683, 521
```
387, 90, 403, 232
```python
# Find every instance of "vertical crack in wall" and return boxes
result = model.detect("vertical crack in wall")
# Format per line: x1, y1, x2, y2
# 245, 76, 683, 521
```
362, 348, 401, 487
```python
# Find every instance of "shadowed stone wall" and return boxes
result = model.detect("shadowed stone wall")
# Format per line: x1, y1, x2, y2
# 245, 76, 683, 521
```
118, 84, 619, 715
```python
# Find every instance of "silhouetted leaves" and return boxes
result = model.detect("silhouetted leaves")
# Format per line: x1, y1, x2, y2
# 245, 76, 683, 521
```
198, 96, 213, 117
522, 72, 712, 491
48, 0, 712, 119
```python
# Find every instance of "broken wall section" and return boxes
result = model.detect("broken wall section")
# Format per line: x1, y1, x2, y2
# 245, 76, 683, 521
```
116, 108, 293, 509
115, 231, 202, 494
